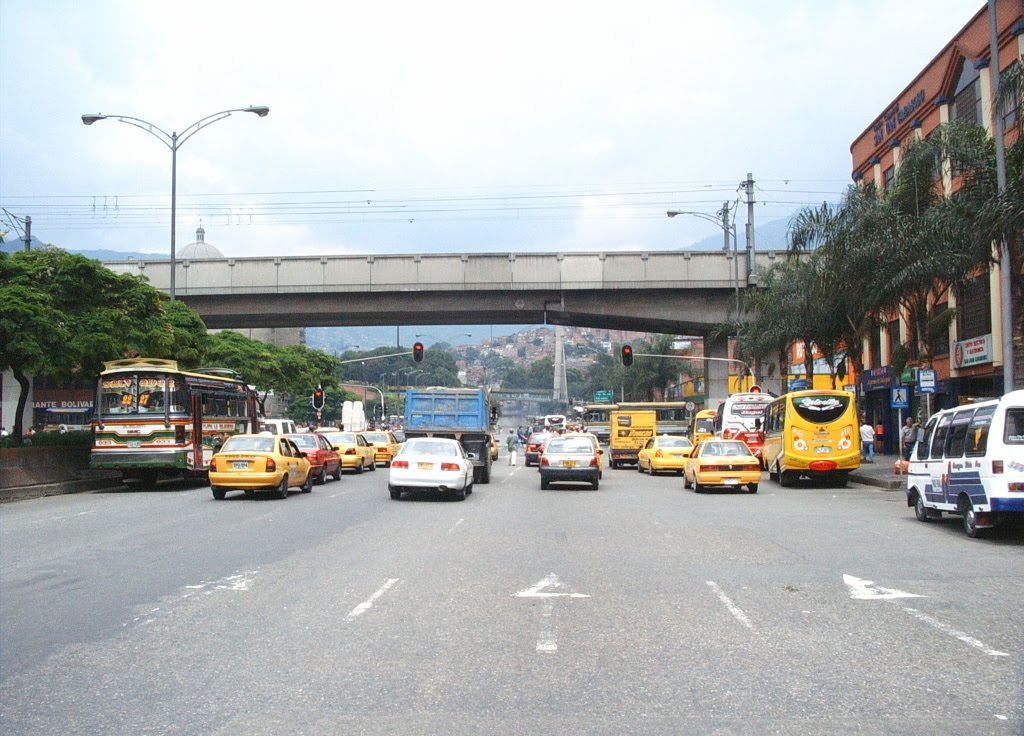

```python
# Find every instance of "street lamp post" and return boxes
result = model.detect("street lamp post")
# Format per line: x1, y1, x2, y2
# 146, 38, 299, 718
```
667, 203, 741, 315
81, 106, 270, 301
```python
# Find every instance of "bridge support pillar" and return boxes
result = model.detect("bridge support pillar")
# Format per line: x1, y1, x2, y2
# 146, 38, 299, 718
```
705, 332, 730, 408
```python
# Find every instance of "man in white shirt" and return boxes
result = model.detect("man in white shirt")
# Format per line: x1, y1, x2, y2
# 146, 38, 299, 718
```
860, 421, 876, 463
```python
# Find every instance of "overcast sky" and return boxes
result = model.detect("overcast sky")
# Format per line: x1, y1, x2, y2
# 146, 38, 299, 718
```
0, 0, 988, 259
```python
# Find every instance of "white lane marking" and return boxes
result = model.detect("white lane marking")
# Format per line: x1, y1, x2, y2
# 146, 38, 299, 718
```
706, 581, 756, 633
124, 569, 258, 628
902, 607, 1009, 657
39, 510, 97, 523
515, 573, 590, 599
844, 574, 923, 600
346, 578, 400, 621
447, 518, 465, 535
536, 599, 558, 653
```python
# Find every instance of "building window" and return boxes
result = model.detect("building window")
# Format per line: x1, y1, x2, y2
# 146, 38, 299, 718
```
932, 303, 950, 356
951, 61, 983, 127
883, 165, 895, 191
956, 276, 992, 340
870, 325, 883, 368
1002, 61, 1020, 130
887, 318, 900, 359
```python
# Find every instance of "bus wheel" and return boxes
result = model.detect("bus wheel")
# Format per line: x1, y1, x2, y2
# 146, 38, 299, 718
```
959, 497, 987, 538
779, 470, 797, 487
768, 463, 778, 483
913, 492, 931, 522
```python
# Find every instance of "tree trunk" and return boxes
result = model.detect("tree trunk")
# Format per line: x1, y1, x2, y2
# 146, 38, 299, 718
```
12, 368, 30, 441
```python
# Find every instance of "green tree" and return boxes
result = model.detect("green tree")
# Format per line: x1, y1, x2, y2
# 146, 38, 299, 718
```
0, 250, 193, 440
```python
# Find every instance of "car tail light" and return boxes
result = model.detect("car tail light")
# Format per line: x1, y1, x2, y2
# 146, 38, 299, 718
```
992, 460, 1003, 474
266, 458, 276, 472
345, 448, 357, 455
702, 464, 722, 472
392, 460, 408, 469
209, 457, 218, 471
440, 462, 460, 471
541, 457, 550, 466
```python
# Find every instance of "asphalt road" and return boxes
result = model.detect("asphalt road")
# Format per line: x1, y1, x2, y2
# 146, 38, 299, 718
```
2, 456, 1022, 735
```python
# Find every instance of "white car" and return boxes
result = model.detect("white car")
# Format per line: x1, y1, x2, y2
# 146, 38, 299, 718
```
388, 437, 474, 501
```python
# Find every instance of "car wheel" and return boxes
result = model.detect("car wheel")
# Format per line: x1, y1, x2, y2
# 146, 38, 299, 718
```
301, 471, 313, 493
355, 461, 364, 474
914, 492, 931, 522
638, 462, 645, 474
368, 459, 377, 471
694, 480, 704, 493
748, 483, 758, 494
454, 486, 467, 501
389, 485, 401, 500
683, 473, 692, 489
211, 487, 227, 500
591, 479, 599, 490
275, 476, 289, 499
315, 466, 327, 485
540, 479, 550, 490
331, 464, 342, 481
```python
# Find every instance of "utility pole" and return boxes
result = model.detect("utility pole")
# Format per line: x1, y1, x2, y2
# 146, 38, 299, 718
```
719, 201, 730, 251
23, 215, 31, 251
742, 173, 755, 278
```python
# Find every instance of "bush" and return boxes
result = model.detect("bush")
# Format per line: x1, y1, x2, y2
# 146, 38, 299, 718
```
0, 430, 92, 450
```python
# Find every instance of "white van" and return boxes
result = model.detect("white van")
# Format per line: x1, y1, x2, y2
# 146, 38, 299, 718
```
906, 389, 1024, 538
258, 418, 298, 435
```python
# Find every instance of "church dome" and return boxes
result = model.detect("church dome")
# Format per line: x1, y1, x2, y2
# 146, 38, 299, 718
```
178, 224, 224, 259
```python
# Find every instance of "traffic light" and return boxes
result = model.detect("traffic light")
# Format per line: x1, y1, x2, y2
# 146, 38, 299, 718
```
311, 385, 325, 411
621, 344, 634, 367
413, 341, 424, 363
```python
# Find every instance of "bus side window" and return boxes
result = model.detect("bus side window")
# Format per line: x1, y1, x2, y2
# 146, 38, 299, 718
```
918, 418, 938, 460
930, 415, 952, 458
944, 409, 975, 459
964, 405, 996, 457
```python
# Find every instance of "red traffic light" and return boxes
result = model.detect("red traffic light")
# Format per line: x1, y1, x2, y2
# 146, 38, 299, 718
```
621, 345, 634, 367
413, 342, 424, 363
311, 386, 325, 410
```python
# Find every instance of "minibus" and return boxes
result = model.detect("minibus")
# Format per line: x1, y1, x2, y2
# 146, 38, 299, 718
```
906, 390, 1024, 538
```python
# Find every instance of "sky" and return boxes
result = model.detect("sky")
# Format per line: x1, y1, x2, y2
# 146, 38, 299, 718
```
0, 0, 990, 260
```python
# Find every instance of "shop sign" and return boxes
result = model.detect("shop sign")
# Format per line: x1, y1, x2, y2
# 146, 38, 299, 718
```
900, 367, 917, 384
953, 334, 992, 368
860, 366, 893, 392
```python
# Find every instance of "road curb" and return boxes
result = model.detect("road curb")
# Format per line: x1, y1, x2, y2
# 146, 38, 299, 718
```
0, 476, 124, 504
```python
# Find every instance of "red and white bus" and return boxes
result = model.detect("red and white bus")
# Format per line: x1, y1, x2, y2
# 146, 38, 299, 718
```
713, 388, 773, 460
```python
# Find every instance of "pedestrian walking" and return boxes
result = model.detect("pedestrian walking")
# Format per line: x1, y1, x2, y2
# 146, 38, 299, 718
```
860, 420, 876, 463
506, 429, 519, 466
901, 417, 916, 460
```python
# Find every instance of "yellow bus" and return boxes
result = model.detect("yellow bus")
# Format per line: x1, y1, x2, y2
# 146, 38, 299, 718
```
761, 389, 859, 487
690, 408, 717, 446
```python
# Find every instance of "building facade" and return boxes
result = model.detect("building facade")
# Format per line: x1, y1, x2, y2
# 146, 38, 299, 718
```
850, 0, 1023, 434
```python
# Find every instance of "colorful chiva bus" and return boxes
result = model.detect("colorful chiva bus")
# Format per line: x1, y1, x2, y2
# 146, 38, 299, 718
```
713, 390, 774, 458
761, 390, 860, 486
91, 358, 258, 483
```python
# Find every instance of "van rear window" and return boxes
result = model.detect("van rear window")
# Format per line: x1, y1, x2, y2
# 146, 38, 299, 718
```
964, 405, 996, 457
1005, 408, 1024, 444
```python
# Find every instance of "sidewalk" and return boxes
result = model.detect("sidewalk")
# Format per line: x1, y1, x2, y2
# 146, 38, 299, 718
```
848, 453, 906, 492
0, 470, 123, 504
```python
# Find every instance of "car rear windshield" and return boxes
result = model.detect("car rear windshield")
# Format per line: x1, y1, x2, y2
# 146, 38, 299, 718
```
547, 439, 593, 454
223, 437, 274, 453
404, 441, 457, 456
659, 438, 691, 447
286, 434, 318, 448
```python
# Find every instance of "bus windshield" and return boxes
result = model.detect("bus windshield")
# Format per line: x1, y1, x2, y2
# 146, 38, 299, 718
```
791, 393, 851, 424
98, 373, 186, 415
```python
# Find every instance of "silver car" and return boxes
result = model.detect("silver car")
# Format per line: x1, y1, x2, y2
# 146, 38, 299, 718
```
539, 436, 601, 490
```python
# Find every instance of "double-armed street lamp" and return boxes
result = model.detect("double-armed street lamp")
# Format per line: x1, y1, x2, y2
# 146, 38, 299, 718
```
81, 106, 270, 301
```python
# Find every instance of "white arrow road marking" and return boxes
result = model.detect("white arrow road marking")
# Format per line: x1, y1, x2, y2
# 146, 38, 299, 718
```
843, 574, 924, 600
346, 579, 400, 622
515, 573, 591, 599
515, 573, 590, 653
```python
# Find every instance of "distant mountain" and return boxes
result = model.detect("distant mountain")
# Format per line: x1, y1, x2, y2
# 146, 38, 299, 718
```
1, 238, 164, 261
686, 216, 793, 251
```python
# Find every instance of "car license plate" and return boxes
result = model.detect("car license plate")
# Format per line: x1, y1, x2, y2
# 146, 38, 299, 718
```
232, 461, 248, 470
563, 460, 576, 468
128, 440, 141, 448
671, 453, 683, 458
814, 446, 832, 454
418, 462, 433, 470
724, 478, 740, 485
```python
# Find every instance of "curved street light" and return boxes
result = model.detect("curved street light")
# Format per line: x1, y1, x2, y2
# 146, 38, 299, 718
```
667, 203, 740, 315
81, 106, 270, 301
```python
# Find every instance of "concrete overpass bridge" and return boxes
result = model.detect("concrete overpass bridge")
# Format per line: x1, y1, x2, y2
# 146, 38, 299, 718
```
102, 249, 783, 401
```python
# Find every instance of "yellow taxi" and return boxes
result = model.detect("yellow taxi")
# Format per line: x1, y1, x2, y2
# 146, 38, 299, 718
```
209, 433, 312, 500
683, 439, 761, 494
637, 435, 694, 475
359, 430, 402, 467
319, 430, 376, 473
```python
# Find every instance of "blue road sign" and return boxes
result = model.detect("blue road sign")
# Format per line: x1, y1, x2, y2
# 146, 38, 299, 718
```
890, 386, 910, 409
